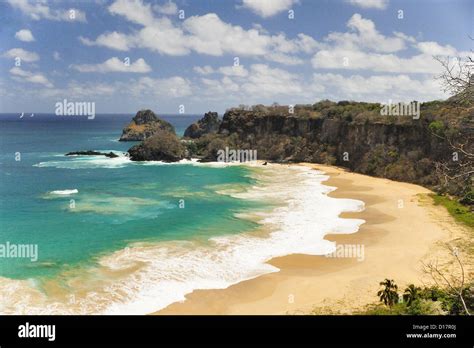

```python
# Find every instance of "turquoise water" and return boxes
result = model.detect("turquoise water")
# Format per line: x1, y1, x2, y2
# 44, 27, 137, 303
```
0, 114, 263, 279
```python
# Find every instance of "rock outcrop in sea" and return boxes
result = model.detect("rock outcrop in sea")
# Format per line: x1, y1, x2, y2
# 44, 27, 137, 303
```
119, 109, 188, 162
183, 112, 221, 139
119, 109, 175, 141
128, 129, 186, 162
65, 150, 119, 158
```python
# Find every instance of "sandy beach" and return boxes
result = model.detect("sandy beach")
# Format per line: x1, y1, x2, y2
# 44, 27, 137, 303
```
155, 163, 472, 315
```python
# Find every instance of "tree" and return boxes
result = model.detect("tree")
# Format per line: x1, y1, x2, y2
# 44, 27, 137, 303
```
403, 284, 421, 307
377, 279, 399, 307
428, 119, 473, 202
422, 246, 471, 315
432, 43, 474, 203
435, 42, 473, 104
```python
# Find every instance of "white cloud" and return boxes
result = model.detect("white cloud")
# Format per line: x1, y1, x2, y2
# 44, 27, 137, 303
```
193, 65, 249, 77
72, 57, 151, 73
218, 65, 249, 77
7, 0, 51, 20
39, 81, 118, 99
55, 8, 86, 22
266, 52, 303, 65
394, 32, 416, 44
135, 18, 191, 55
7, 0, 86, 22
242, 64, 303, 97
295, 33, 320, 53
240, 0, 298, 18
416, 41, 458, 56
53, 51, 61, 61
311, 14, 468, 74
15, 29, 35, 42
195, 64, 305, 101
9, 67, 53, 88
81, 18, 189, 56
326, 13, 405, 53
190, 62, 448, 105
130, 76, 192, 98
193, 65, 215, 75
346, 0, 388, 10
80, 31, 132, 51
67, 81, 117, 97
109, 0, 154, 26
81, 3, 316, 64
199, 76, 241, 98
312, 49, 440, 73
6, 1, 459, 109
41, 75, 191, 101
3, 48, 39, 62
154, 1, 178, 15
183, 13, 269, 56
310, 73, 447, 102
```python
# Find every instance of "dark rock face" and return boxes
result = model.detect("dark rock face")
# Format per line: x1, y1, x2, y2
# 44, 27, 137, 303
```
187, 101, 473, 202
66, 150, 119, 158
184, 112, 220, 139
132, 109, 158, 125
119, 109, 175, 141
128, 130, 186, 162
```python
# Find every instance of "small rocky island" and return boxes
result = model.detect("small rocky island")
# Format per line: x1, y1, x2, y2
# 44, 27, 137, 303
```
118, 109, 226, 162
120, 109, 189, 162
66, 150, 119, 158
119, 109, 175, 141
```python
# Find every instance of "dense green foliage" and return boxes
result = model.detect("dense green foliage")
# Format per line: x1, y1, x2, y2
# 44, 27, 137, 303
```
431, 194, 474, 228
361, 281, 474, 315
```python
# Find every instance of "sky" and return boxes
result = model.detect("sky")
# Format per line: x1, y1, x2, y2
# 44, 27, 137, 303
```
0, 0, 472, 114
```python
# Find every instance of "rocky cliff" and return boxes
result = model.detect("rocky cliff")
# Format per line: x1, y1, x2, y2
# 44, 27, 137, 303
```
189, 100, 473, 204
119, 109, 175, 141
183, 111, 221, 138
122, 100, 472, 203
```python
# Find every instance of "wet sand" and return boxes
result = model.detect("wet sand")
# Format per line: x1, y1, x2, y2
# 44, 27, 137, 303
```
154, 164, 472, 314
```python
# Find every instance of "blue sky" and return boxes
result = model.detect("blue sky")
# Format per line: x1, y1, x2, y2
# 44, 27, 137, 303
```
0, 0, 472, 114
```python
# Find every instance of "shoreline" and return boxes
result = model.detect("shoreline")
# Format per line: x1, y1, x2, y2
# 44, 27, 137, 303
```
154, 163, 472, 315
1, 161, 470, 314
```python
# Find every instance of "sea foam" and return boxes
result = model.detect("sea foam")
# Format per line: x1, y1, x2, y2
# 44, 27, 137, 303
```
99, 164, 365, 314
0, 164, 365, 315
49, 189, 78, 195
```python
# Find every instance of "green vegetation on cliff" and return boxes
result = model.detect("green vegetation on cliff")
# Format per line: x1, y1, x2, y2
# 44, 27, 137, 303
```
187, 99, 473, 206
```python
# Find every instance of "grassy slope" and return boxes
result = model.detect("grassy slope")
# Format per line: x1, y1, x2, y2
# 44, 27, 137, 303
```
430, 194, 474, 228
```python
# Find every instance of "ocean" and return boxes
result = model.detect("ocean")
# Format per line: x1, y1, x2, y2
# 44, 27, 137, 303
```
0, 113, 365, 314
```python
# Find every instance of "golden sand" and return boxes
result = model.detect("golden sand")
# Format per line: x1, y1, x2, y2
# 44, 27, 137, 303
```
154, 164, 472, 314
